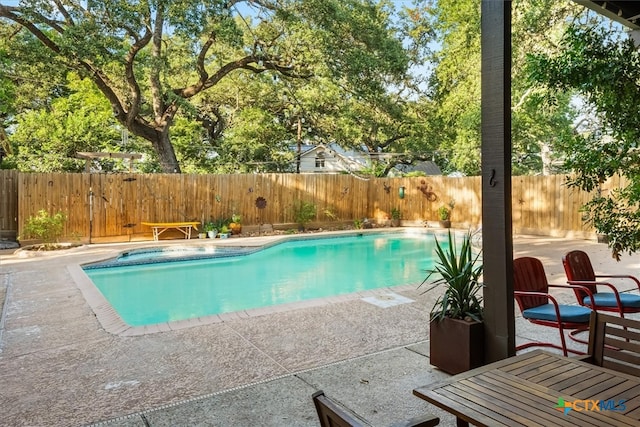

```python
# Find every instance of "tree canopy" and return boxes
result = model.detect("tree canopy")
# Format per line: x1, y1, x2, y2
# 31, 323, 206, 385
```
424, 0, 580, 175
528, 22, 640, 259
0, 0, 621, 184
0, 0, 412, 172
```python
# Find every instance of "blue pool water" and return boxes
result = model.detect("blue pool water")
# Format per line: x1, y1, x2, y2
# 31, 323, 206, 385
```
83, 232, 445, 326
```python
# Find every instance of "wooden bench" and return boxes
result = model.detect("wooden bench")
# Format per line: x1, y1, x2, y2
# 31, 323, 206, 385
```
582, 311, 640, 376
141, 222, 199, 241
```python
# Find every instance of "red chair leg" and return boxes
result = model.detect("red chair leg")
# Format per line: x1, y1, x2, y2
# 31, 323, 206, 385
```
568, 327, 590, 346
517, 324, 588, 357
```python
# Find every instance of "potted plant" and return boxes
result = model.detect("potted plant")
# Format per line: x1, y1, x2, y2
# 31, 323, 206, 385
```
203, 222, 217, 238
229, 213, 242, 235
219, 225, 230, 238
420, 230, 484, 374
390, 208, 401, 227
437, 206, 451, 228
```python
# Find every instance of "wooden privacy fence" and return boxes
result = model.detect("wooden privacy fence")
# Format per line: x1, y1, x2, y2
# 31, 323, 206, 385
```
0, 169, 18, 239
0, 170, 618, 243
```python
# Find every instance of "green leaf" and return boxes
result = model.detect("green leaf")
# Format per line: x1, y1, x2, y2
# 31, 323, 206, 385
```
419, 230, 483, 321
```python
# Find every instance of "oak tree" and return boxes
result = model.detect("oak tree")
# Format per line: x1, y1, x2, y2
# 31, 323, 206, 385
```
0, 0, 409, 172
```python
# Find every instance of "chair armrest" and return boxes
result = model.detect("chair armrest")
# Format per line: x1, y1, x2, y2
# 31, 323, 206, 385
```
514, 290, 565, 321
594, 274, 640, 291
549, 283, 597, 308
566, 280, 624, 311
549, 283, 591, 291
389, 413, 440, 427
514, 290, 552, 297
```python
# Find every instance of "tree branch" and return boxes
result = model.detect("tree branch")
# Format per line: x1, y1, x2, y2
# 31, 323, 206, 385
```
149, 2, 165, 121
0, 7, 63, 53
196, 33, 215, 84
52, 0, 74, 26
123, 23, 152, 126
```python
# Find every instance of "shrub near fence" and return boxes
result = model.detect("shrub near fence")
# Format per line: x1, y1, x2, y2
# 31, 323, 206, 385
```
0, 170, 613, 243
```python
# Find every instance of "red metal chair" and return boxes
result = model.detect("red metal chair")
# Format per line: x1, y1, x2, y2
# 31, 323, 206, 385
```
563, 250, 640, 318
513, 257, 594, 356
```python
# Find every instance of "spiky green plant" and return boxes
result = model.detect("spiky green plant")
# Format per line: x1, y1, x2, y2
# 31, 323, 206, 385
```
420, 230, 483, 322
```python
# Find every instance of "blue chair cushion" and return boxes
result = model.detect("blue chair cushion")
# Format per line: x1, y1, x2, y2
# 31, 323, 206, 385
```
523, 304, 592, 323
583, 293, 640, 308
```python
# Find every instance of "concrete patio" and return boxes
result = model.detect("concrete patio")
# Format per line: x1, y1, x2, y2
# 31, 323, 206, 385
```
1, 232, 639, 426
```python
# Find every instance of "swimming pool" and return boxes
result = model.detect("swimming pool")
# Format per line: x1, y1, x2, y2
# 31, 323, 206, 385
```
81, 231, 447, 328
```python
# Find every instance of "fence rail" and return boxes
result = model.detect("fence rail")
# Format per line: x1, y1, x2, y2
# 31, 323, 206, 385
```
0, 170, 611, 243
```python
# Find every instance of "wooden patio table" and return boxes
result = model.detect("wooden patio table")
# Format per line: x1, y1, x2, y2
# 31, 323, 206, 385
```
413, 349, 640, 427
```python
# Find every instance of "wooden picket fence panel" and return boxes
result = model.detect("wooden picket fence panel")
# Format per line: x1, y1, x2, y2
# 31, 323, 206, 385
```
0, 170, 617, 243
0, 169, 18, 239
